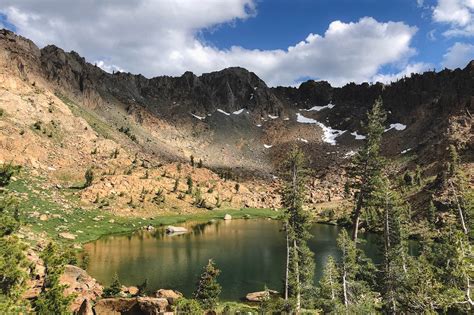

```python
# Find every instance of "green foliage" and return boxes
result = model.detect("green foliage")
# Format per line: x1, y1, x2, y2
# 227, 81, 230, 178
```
83, 167, 94, 188
34, 242, 74, 315
315, 256, 342, 313
186, 176, 193, 194
190, 155, 195, 167
173, 178, 180, 192
152, 189, 165, 205
175, 297, 203, 314
193, 259, 221, 310
193, 188, 206, 208
103, 273, 122, 298
0, 163, 20, 188
0, 237, 30, 312
347, 97, 386, 239
197, 159, 203, 168
234, 183, 240, 193
280, 147, 315, 311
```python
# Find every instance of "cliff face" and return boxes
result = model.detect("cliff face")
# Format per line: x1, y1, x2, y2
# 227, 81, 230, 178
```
1, 28, 472, 179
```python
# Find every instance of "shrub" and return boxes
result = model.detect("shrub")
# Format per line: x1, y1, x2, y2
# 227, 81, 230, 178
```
83, 168, 94, 188
175, 298, 202, 315
102, 273, 122, 297
0, 163, 20, 187
193, 259, 221, 311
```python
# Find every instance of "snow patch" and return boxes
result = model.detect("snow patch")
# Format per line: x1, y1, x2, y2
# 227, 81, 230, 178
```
298, 138, 309, 143
256, 124, 262, 127
401, 148, 412, 154
350, 131, 366, 140
296, 113, 345, 145
283, 117, 290, 121
304, 103, 335, 112
217, 109, 231, 116
268, 114, 279, 119
385, 123, 407, 132
264, 144, 273, 149
191, 113, 205, 120
233, 109, 244, 115
250, 93, 254, 100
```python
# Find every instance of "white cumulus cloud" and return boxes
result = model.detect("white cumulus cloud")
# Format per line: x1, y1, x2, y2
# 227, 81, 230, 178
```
442, 42, 474, 68
432, 0, 474, 36
1, 1, 418, 86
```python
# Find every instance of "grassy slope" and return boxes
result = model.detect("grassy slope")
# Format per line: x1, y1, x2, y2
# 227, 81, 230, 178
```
8, 172, 279, 244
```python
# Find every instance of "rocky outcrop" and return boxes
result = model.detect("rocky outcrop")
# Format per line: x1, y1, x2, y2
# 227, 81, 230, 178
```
59, 265, 103, 312
93, 297, 170, 314
154, 289, 183, 304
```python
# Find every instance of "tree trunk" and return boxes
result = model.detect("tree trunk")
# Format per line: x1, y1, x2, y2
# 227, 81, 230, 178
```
342, 246, 348, 309
294, 239, 301, 313
351, 194, 363, 242
449, 180, 468, 234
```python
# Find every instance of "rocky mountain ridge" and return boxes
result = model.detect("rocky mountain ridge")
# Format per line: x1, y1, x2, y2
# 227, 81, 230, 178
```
0, 28, 472, 206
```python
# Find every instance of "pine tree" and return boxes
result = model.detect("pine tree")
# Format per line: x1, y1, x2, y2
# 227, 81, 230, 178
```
193, 259, 221, 311
0, 164, 29, 313
280, 147, 315, 312
336, 229, 378, 313
186, 176, 193, 194
373, 174, 409, 313
103, 273, 122, 297
348, 97, 386, 242
34, 242, 74, 314
316, 256, 342, 312
190, 155, 195, 167
83, 167, 93, 188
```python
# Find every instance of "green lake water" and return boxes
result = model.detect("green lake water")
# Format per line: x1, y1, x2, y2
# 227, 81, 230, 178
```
84, 219, 384, 301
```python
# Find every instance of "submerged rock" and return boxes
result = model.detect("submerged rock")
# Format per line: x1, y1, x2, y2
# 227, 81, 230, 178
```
224, 214, 232, 220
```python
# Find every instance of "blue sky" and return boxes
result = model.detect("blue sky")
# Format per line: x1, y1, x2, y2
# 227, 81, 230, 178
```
1, 0, 473, 86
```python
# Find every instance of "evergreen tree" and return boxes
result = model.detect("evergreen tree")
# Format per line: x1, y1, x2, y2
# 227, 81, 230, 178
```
348, 97, 386, 242
190, 155, 195, 167
83, 167, 93, 188
103, 273, 122, 297
193, 259, 221, 311
316, 256, 342, 312
373, 174, 409, 313
0, 163, 29, 313
34, 242, 74, 314
337, 229, 378, 313
186, 176, 193, 194
173, 178, 180, 192
280, 147, 315, 312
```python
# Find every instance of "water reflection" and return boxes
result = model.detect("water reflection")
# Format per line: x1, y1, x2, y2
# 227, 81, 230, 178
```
84, 220, 380, 300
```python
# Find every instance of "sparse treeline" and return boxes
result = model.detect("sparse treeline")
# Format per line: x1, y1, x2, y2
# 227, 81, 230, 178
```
0, 164, 75, 314
314, 98, 473, 314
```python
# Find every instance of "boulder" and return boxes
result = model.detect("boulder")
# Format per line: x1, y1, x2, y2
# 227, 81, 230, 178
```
165, 226, 187, 234
59, 232, 76, 240
137, 297, 169, 314
123, 286, 139, 296
154, 289, 183, 304
224, 214, 232, 220
76, 298, 94, 315
93, 298, 138, 314
246, 290, 279, 302
59, 265, 103, 312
